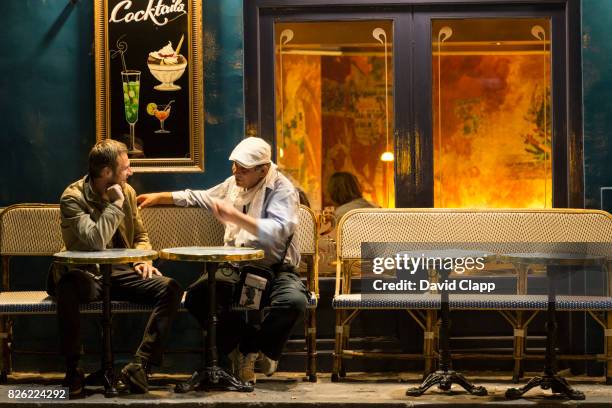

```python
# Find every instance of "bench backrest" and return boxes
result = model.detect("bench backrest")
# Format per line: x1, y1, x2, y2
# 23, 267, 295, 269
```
0, 203, 317, 257
141, 205, 317, 255
337, 208, 612, 260
140, 206, 225, 249
0, 204, 62, 256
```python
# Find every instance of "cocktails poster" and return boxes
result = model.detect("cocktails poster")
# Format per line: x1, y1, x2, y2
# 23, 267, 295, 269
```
107, 0, 191, 160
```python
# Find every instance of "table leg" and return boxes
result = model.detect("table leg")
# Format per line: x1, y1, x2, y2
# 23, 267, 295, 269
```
407, 270, 487, 397
101, 264, 117, 398
196, 262, 253, 392
506, 265, 584, 400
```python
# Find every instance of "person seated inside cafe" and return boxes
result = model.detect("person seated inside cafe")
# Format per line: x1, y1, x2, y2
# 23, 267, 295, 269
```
316, 172, 378, 272
137, 137, 309, 390
47, 140, 183, 397
327, 171, 377, 220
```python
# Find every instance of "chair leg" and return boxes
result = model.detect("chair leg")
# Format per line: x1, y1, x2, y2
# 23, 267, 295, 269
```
332, 309, 344, 382
339, 322, 351, 378
0, 316, 11, 383
512, 312, 525, 384
606, 312, 612, 385
305, 308, 317, 382
423, 310, 436, 378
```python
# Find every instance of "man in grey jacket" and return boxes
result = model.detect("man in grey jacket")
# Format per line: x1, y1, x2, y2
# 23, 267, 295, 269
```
137, 137, 308, 390
48, 140, 182, 397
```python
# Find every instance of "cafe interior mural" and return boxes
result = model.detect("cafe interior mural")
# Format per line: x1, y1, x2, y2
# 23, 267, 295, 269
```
274, 21, 395, 211
273, 18, 552, 211
432, 19, 552, 208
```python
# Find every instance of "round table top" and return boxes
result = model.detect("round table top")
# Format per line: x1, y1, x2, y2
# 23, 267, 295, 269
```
158, 246, 264, 262
53, 248, 158, 265
497, 252, 607, 266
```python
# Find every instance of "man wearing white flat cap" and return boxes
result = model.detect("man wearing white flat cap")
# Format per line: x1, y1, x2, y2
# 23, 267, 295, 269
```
137, 137, 308, 391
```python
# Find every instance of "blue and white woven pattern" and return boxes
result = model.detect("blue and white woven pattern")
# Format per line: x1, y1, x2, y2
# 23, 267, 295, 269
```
333, 293, 612, 311
0, 290, 317, 315
0, 291, 187, 315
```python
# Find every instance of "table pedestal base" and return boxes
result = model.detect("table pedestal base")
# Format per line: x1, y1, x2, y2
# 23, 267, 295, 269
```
505, 264, 585, 401
505, 374, 585, 400
199, 366, 254, 392
176, 366, 254, 393
406, 370, 488, 397
84, 368, 118, 397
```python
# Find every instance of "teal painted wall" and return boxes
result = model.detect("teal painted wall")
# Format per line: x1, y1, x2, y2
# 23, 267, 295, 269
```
583, 0, 612, 210
0, 0, 245, 373
0, 0, 244, 206
581, 0, 612, 375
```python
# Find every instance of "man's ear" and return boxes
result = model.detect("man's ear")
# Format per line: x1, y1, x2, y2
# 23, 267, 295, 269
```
101, 166, 112, 178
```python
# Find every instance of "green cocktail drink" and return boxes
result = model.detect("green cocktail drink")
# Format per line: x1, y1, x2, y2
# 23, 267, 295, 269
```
121, 70, 141, 154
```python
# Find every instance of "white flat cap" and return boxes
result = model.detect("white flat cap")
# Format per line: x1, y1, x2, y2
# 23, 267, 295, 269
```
229, 137, 272, 168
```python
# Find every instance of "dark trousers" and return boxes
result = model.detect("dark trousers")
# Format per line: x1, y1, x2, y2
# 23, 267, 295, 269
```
55, 264, 183, 366
184, 267, 308, 361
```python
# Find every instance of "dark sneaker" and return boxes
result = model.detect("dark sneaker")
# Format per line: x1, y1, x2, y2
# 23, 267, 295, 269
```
258, 352, 278, 377
121, 362, 149, 394
61, 368, 85, 398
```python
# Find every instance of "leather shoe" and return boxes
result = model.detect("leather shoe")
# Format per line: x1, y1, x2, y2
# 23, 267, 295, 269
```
175, 370, 203, 393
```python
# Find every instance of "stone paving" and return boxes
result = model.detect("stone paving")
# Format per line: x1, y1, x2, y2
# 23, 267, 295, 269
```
1, 371, 611, 407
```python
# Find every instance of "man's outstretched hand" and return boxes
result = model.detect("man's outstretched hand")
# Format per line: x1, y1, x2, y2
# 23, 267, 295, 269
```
136, 192, 173, 209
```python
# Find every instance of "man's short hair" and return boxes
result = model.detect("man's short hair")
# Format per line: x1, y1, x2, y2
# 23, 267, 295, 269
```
88, 139, 128, 179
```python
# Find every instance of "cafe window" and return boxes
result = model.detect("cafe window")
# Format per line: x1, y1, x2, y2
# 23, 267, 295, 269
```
432, 18, 552, 208
274, 21, 395, 211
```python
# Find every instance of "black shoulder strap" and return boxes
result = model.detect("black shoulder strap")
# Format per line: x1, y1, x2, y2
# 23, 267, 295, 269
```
273, 233, 294, 273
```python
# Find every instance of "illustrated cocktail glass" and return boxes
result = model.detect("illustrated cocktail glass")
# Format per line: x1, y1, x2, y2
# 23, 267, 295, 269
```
121, 70, 141, 154
154, 104, 172, 133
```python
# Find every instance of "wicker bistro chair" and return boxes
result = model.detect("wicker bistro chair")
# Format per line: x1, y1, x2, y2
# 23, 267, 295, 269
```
0, 204, 319, 382
331, 208, 612, 383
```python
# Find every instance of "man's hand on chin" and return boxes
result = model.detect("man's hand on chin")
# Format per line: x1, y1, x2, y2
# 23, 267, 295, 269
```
135, 263, 162, 279
107, 184, 125, 209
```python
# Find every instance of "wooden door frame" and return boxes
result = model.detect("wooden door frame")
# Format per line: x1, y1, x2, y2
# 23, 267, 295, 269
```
244, 0, 583, 208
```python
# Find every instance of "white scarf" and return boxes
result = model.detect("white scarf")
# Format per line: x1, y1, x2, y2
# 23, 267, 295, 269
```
223, 163, 279, 247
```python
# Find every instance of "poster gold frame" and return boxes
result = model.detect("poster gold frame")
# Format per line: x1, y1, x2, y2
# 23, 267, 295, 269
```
94, 0, 204, 173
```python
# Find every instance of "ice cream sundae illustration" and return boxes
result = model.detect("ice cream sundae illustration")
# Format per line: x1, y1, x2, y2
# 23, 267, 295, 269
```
147, 35, 187, 91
